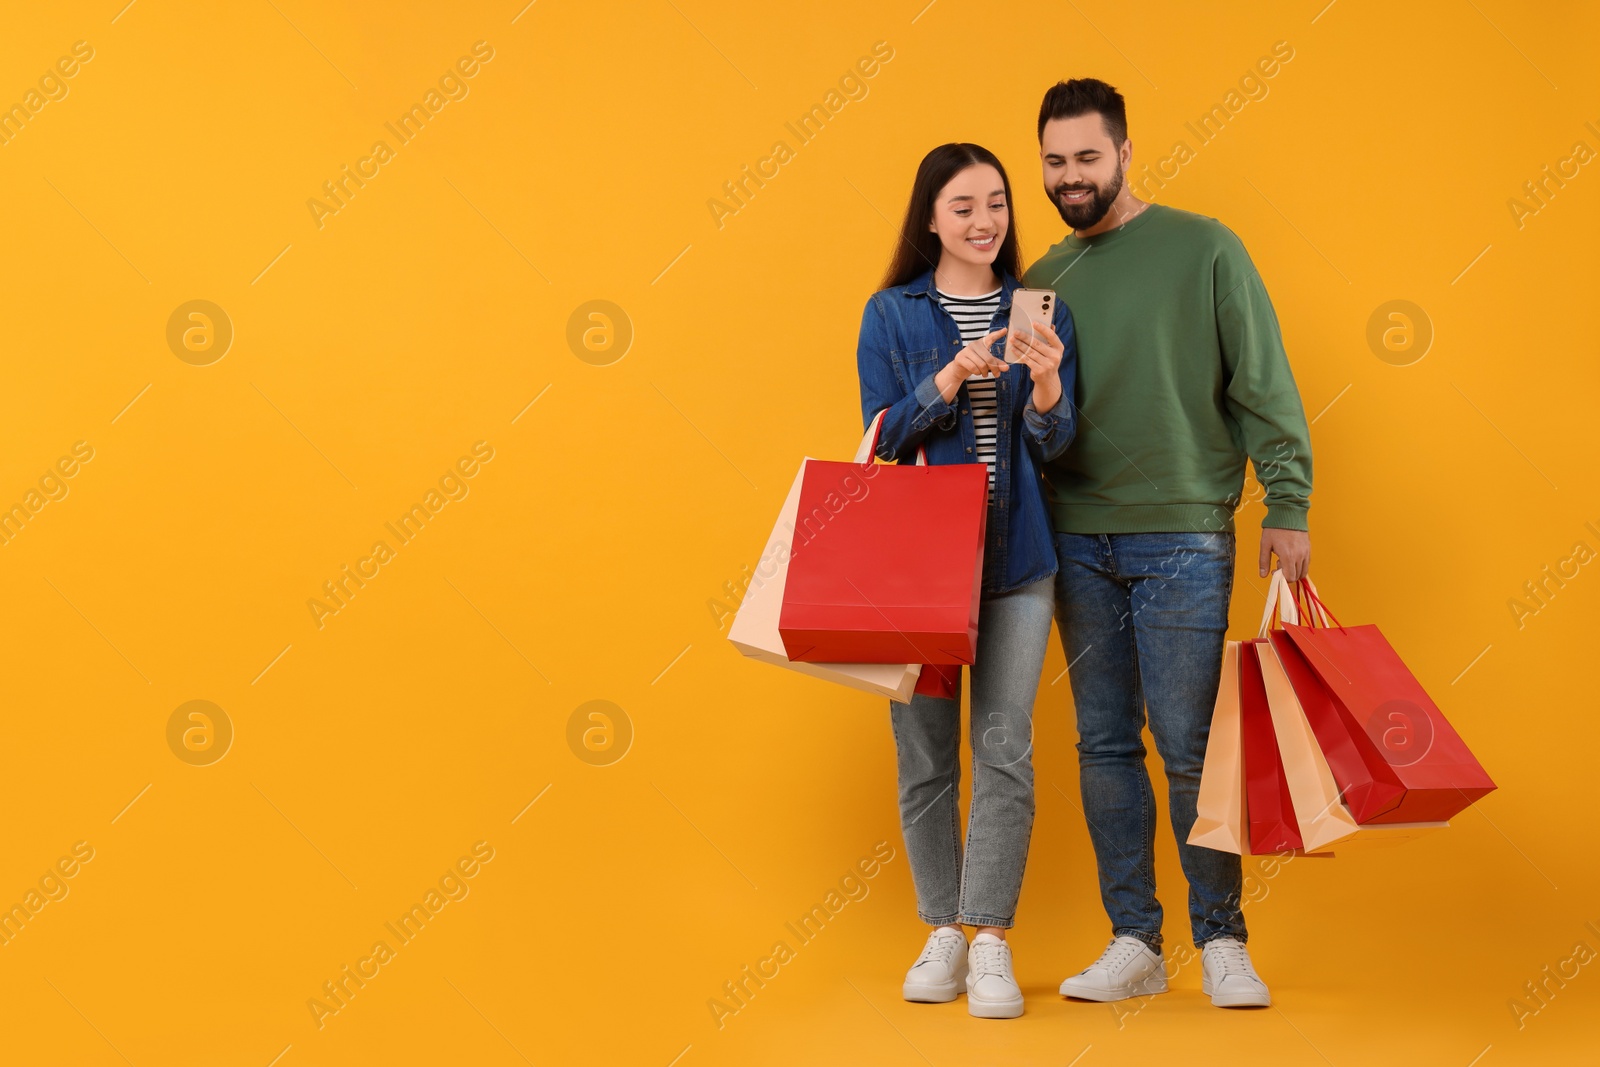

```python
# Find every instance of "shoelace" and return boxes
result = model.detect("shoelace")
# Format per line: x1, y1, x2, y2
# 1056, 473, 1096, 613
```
1089, 938, 1144, 975
970, 940, 1013, 981
915, 933, 963, 970
1206, 939, 1254, 978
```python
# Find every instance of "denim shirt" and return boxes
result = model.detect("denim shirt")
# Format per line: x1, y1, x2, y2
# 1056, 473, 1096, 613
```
855, 268, 1078, 595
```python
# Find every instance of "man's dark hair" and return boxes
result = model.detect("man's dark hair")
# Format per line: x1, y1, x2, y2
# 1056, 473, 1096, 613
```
1037, 78, 1128, 146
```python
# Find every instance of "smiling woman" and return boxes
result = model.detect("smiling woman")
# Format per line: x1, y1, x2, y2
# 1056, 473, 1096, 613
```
852, 141, 1078, 1020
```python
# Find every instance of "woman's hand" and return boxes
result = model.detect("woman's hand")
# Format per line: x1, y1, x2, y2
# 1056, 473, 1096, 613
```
1011, 319, 1065, 411
934, 327, 1010, 402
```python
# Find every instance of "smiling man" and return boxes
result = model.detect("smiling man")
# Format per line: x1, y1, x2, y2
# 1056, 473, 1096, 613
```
1022, 78, 1313, 1010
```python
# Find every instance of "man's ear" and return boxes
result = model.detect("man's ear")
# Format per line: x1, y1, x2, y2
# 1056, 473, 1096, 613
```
1121, 138, 1134, 169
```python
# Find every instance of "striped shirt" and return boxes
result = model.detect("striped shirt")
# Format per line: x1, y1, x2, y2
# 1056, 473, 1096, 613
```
935, 286, 1002, 495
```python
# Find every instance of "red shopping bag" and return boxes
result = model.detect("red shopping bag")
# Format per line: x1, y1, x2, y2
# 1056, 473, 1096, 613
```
779, 411, 987, 665
915, 663, 962, 700
726, 461, 924, 703
1274, 579, 1496, 824
1270, 630, 1405, 823
1239, 640, 1304, 852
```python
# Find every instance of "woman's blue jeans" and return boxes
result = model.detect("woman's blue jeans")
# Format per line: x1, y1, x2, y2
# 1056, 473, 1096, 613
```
889, 574, 1055, 929
1052, 531, 1247, 951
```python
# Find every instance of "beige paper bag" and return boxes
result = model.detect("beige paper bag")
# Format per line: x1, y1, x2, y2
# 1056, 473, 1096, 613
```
1260, 638, 1362, 853
1191, 571, 1306, 855
727, 461, 920, 703
1189, 641, 1247, 853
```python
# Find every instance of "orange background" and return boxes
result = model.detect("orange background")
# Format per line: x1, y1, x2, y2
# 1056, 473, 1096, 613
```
1, 1, 1596, 1064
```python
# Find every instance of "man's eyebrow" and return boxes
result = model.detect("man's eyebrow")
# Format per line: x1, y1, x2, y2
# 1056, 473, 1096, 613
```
1045, 149, 1103, 159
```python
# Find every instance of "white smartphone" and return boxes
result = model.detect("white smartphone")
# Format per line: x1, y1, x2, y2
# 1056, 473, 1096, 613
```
1003, 288, 1055, 363
1004, 287, 1056, 363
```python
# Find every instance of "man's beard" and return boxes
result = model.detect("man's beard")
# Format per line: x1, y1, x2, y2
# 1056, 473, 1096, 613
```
1051, 163, 1124, 230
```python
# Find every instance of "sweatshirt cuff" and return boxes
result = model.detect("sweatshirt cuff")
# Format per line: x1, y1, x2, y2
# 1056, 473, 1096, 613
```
1263, 505, 1309, 531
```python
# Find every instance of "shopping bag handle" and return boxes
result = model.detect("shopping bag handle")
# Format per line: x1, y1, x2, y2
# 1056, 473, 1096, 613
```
855, 409, 928, 466
1296, 576, 1341, 628
1292, 582, 1329, 628
1258, 571, 1340, 637
1257, 569, 1301, 637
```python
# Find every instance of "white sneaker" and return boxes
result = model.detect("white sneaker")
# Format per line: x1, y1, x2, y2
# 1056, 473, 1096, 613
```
965, 933, 1024, 1018
1201, 937, 1271, 1007
903, 927, 968, 1003
1059, 935, 1168, 1001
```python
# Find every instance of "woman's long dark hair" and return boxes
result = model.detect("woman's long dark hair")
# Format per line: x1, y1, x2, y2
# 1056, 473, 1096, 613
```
880, 143, 1022, 290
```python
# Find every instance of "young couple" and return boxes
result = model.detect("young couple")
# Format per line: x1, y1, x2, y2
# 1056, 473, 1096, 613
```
856, 78, 1314, 1019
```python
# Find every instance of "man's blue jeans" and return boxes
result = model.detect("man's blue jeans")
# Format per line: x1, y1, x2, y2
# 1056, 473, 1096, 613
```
1052, 531, 1246, 951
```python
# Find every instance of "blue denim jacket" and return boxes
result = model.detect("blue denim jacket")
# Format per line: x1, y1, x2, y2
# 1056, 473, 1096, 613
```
856, 268, 1078, 595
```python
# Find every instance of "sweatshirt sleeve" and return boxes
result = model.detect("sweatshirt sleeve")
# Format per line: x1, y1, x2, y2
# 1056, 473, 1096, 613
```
1214, 237, 1313, 530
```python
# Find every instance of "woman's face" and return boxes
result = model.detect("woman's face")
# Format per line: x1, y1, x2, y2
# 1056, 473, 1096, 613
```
927, 163, 1008, 270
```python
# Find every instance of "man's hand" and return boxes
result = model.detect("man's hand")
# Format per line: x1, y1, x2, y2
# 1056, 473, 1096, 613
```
1260, 527, 1310, 583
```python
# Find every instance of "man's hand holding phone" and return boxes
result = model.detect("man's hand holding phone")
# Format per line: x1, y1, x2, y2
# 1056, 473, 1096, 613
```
934, 327, 1009, 402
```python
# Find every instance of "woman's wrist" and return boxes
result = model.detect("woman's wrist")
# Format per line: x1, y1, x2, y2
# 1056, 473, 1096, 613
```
1032, 379, 1061, 411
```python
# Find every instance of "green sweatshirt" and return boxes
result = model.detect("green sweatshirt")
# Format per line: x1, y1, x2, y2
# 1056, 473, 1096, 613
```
1022, 202, 1312, 535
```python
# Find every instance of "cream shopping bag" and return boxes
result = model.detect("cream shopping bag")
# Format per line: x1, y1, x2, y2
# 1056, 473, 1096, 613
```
727, 436, 921, 703
1190, 570, 1304, 854
1189, 641, 1247, 852
1259, 573, 1361, 852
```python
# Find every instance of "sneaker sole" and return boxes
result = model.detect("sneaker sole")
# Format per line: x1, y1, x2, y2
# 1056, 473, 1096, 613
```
1202, 979, 1270, 1008
902, 980, 961, 1003
1059, 973, 1168, 1002
966, 991, 1024, 1019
